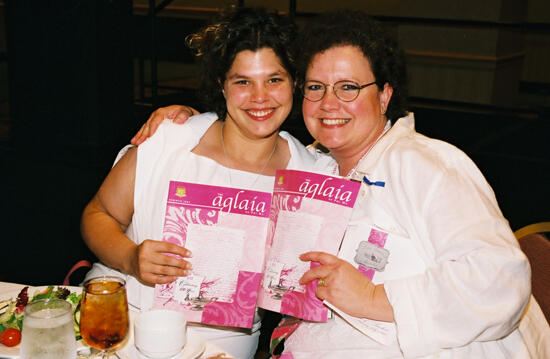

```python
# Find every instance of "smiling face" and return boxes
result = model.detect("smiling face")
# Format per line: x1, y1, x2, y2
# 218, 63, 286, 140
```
222, 48, 294, 140
302, 45, 393, 165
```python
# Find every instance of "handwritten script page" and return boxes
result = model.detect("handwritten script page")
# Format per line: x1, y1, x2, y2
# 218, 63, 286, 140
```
184, 224, 245, 302
269, 210, 321, 291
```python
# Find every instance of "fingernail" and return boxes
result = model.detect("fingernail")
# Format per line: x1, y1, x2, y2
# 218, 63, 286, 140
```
186, 262, 193, 270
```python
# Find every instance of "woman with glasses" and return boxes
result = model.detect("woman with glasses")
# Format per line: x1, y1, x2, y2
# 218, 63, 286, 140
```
280, 11, 537, 358
133, 10, 542, 359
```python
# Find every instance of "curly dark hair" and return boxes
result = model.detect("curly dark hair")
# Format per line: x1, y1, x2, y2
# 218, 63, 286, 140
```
295, 10, 408, 122
187, 7, 297, 120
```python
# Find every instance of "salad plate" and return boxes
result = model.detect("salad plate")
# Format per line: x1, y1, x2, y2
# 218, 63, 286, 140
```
0, 284, 84, 358
0, 286, 25, 357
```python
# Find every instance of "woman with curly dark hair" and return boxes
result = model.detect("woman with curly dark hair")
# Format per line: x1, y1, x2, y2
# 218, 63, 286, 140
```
132, 9, 541, 359
81, 7, 328, 358
187, 7, 297, 123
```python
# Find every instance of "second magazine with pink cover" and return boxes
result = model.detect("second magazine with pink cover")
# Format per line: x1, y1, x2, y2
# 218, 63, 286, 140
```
257, 169, 361, 322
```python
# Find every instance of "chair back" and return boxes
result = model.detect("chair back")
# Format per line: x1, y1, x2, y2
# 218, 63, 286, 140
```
63, 260, 92, 286
515, 222, 550, 324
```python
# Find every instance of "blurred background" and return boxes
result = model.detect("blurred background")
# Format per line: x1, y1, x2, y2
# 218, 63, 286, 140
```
1, 0, 549, 285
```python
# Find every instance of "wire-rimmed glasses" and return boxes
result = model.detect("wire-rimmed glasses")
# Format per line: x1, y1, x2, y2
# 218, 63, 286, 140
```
301, 80, 377, 102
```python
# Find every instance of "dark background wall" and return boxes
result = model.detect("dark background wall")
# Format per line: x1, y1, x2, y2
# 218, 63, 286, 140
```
1, 0, 135, 284
1, 0, 549, 285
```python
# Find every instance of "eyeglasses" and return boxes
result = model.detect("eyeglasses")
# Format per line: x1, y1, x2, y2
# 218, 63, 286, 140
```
301, 80, 377, 102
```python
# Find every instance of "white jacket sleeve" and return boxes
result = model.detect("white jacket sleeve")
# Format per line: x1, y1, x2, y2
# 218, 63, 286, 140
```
384, 145, 531, 358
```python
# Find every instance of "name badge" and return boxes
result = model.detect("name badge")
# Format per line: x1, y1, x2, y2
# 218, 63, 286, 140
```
354, 241, 389, 271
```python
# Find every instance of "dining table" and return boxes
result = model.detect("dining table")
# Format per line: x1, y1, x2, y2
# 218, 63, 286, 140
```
0, 281, 233, 359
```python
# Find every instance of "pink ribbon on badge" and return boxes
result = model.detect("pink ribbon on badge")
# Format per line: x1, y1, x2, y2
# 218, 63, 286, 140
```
358, 228, 388, 280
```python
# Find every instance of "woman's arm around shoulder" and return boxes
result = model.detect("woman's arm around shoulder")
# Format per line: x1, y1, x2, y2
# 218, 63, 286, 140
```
131, 105, 199, 145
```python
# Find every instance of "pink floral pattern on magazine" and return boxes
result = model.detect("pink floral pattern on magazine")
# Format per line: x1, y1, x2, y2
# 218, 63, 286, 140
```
153, 181, 270, 328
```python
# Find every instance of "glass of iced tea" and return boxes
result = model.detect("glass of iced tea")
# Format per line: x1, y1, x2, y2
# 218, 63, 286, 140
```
80, 276, 129, 358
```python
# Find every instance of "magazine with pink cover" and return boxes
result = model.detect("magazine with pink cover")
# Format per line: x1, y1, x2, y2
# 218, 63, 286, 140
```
153, 181, 271, 329
257, 169, 361, 322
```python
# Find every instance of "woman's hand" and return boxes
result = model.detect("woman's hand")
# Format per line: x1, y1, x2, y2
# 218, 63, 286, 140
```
130, 239, 193, 286
299, 251, 394, 322
131, 105, 199, 145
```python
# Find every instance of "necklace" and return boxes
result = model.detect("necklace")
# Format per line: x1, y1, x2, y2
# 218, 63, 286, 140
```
344, 141, 378, 178
335, 120, 391, 179
220, 122, 278, 188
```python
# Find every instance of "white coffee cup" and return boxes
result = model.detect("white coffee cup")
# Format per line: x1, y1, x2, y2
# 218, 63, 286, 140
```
134, 309, 187, 358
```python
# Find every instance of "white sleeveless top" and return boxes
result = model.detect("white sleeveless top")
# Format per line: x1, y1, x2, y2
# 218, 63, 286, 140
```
86, 112, 322, 358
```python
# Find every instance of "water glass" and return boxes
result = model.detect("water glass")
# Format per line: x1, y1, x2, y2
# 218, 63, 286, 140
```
19, 298, 76, 359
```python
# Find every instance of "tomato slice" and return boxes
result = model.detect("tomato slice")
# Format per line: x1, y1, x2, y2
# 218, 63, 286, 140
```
0, 328, 22, 347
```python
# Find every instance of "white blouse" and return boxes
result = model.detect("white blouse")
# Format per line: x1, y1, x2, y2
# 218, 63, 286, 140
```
86, 112, 324, 359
